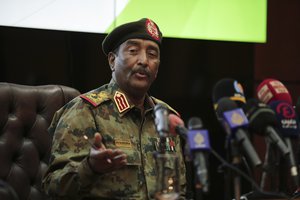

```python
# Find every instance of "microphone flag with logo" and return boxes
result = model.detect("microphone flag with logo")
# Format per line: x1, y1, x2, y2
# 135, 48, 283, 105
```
215, 97, 262, 167
269, 100, 300, 189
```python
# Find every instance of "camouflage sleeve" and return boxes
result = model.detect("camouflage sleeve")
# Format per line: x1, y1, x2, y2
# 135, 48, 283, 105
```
42, 99, 101, 198
175, 135, 187, 200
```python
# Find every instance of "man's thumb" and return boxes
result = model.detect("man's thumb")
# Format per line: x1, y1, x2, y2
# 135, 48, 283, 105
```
93, 132, 103, 149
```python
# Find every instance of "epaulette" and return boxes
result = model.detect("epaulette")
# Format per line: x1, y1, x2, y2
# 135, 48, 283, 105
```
151, 96, 180, 117
80, 90, 110, 107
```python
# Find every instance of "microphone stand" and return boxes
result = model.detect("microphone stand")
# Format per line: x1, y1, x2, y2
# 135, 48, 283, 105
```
224, 136, 242, 200
184, 137, 205, 200
231, 140, 242, 200
194, 175, 204, 200
193, 155, 205, 200
260, 140, 279, 192
284, 138, 299, 189
182, 141, 195, 200
260, 141, 271, 190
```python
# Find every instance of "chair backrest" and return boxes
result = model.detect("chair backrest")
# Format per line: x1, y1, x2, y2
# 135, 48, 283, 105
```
0, 82, 80, 200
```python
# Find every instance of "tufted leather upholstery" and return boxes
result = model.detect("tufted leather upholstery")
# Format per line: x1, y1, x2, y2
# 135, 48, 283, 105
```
0, 82, 80, 200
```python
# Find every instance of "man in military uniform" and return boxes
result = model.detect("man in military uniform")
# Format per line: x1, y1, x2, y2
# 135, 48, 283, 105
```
42, 18, 186, 200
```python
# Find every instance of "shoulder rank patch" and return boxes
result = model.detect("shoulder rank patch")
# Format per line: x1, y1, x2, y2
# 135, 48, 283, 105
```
114, 91, 130, 113
80, 91, 110, 107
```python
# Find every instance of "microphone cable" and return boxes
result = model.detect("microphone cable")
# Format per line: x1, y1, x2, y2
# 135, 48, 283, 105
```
209, 147, 290, 199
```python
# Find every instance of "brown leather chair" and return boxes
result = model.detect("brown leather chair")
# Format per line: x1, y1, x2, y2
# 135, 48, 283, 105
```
0, 82, 80, 200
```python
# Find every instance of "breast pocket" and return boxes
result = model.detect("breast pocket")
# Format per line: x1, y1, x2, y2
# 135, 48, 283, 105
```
93, 148, 143, 198
123, 148, 141, 166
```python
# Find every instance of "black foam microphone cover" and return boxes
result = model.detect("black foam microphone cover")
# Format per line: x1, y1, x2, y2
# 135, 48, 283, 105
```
188, 117, 203, 130
212, 78, 246, 108
243, 98, 289, 156
242, 98, 278, 134
215, 96, 238, 121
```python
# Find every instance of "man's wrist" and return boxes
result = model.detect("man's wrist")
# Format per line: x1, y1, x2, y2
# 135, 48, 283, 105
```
86, 156, 103, 175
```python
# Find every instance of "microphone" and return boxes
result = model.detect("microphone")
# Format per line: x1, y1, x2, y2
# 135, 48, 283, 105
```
169, 114, 191, 161
256, 78, 293, 105
242, 98, 289, 156
295, 97, 300, 120
169, 113, 187, 140
269, 100, 300, 187
215, 97, 262, 167
187, 117, 210, 193
154, 104, 170, 154
212, 78, 247, 109
257, 79, 299, 188
154, 103, 170, 138
168, 114, 195, 199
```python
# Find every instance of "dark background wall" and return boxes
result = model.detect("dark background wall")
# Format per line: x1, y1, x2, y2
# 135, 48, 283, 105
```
0, 0, 299, 199
255, 0, 300, 102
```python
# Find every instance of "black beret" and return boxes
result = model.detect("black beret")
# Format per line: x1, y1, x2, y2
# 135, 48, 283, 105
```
102, 18, 162, 55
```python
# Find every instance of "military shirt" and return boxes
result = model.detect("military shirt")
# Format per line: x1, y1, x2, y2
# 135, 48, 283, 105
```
42, 80, 186, 200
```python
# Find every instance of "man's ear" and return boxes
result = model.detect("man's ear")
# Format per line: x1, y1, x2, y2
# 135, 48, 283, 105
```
108, 52, 116, 71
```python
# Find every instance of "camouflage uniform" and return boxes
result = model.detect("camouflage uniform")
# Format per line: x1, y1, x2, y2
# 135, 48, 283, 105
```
42, 80, 186, 200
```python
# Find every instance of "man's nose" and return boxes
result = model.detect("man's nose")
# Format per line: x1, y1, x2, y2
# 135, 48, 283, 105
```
137, 51, 148, 65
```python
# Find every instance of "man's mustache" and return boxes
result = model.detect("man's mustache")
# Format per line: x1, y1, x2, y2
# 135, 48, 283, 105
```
132, 67, 150, 77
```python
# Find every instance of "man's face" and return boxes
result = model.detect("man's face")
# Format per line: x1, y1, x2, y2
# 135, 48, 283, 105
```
109, 38, 160, 97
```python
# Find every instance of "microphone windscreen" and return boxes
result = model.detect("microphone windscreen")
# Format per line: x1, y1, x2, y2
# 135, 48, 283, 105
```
153, 103, 169, 137
187, 117, 203, 130
216, 97, 249, 131
269, 100, 300, 138
215, 97, 238, 120
256, 78, 293, 105
242, 98, 278, 134
212, 78, 246, 109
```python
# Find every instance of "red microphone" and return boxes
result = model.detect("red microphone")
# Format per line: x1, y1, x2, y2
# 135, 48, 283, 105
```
257, 79, 300, 189
168, 114, 190, 160
169, 113, 186, 136
256, 78, 293, 105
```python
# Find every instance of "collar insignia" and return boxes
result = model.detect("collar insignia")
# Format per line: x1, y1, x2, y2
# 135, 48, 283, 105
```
114, 91, 130, 113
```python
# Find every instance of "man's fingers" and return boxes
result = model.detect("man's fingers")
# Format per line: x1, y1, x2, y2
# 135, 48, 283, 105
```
109, 150, 127, 166
110, 150, 127, 160
98, 149, 127, 164
89, 148, 127, 173
90, 148, 113, 163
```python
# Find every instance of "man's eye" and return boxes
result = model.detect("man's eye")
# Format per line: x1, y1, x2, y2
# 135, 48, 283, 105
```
129, 48, 138, 53
148, 51, 158, 57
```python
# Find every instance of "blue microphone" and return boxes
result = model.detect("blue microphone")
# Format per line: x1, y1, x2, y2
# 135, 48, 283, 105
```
269, 100, 299, 138
269, 100, 300, 187
216, 97, 262, 167
187, 117, 210, 193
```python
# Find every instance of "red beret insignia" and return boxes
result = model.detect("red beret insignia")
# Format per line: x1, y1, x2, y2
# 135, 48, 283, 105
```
146, 18, 160, 41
